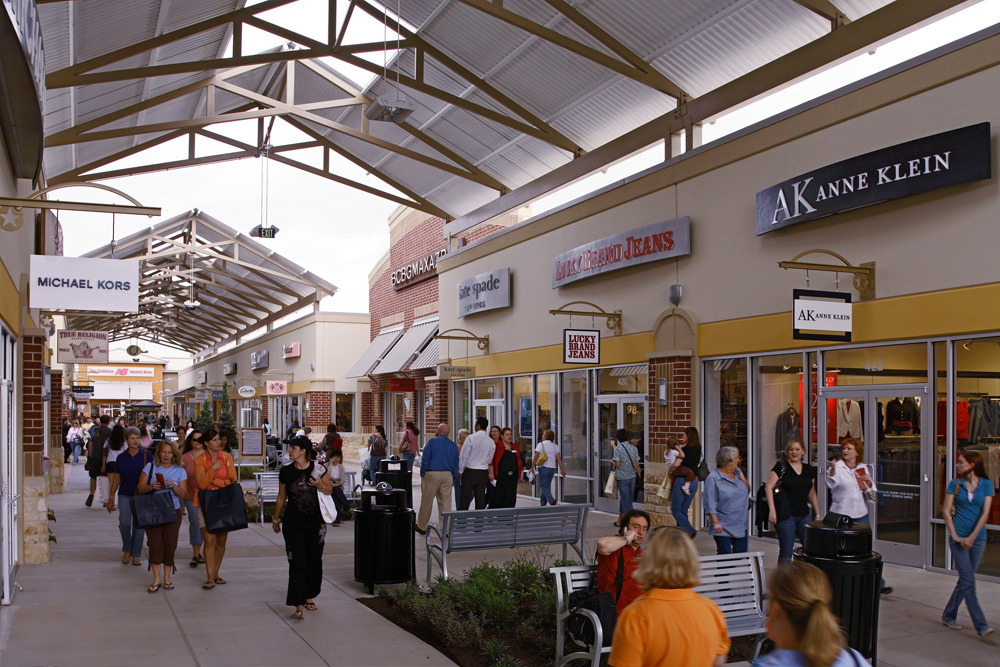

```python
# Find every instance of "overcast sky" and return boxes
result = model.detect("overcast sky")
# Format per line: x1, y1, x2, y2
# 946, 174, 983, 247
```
53, 0, 1000, 358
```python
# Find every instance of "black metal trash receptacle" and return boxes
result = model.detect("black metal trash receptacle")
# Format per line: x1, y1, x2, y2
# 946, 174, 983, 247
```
794, 513, 882, 665
354, 482, 415, 594
376, 456, 413, 509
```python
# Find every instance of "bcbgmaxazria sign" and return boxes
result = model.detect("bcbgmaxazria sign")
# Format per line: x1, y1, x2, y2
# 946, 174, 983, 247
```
756, 123, 991, 235
552, 217, 691, 288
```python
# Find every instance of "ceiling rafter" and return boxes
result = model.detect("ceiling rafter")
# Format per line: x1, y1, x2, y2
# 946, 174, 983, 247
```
791, 0, 851, 28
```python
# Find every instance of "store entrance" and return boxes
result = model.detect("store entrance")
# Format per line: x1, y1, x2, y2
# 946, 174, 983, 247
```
594, 396, 647, 514
474, 400, 504, 436
819, 384, 928, 567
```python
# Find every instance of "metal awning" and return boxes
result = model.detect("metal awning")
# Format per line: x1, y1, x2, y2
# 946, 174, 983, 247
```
163, 385, 197, 398
609, 364, 647, 376
345, 325, 405, 378
371, 317, 439, 375
410, 337, 439, 372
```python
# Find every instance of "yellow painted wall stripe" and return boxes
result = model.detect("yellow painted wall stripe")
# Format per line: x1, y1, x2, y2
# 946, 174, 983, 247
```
0, 261, 20, 334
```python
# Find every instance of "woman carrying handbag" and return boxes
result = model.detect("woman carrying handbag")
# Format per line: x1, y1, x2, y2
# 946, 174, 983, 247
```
272, 436, 333, 619
194, 429, 238, 589
137, 440, 188, 592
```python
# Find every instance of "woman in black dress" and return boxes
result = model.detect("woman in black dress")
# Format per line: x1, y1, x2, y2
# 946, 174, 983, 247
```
764, 437, 818, 563
489, 427, 523, 508
272, 436, 333, 619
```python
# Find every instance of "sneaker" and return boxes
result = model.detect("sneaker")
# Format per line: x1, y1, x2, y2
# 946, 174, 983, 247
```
979, 627, 994, 637
880, 586, 893, 596
942, 619, 961, 630
85, 494, 94, 507
681, 483, 691, 496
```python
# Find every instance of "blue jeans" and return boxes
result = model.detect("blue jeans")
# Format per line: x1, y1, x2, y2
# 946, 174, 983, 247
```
537, 467, 556, 505
713, 534, 749, 555
184, 499, 203, 547
118, 496, 145, 556
400, 452, 416, 472
72, 443, 81, 464
369, 456, 384, 484
776, 514, 811, 563
854, 513, 887, 590
944, 537, 988, 633
617, 477, 635, 515
671, 478, 699, 533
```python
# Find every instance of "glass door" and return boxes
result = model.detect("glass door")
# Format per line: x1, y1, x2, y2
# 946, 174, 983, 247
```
594, 396, 647, 513
1, 330, 17, 604
819, 384, 927, 566
473, 400, 504, 436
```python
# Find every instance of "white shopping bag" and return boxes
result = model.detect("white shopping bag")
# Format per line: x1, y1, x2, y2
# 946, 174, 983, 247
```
96, 476, 111, 504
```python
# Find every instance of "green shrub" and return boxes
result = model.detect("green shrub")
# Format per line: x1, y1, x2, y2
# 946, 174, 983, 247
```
482, 639, 508, 663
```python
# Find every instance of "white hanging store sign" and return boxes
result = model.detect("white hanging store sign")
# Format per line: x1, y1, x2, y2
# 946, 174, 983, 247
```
30, 255, 139, 311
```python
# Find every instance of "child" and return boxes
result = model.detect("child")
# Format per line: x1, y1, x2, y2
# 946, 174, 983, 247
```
664, 437, 696, 495
325, 449, 352, 526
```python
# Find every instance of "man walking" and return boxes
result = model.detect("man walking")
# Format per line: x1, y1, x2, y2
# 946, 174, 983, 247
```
86, 414, 113, 507
415, 424, 459, 535
458, 417, 495, 510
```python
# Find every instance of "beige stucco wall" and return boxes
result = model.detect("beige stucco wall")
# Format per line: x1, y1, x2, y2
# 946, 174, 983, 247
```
437, 36, 1000, 364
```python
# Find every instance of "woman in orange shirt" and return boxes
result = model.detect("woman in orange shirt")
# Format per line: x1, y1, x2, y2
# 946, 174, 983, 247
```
194, 429, 238, 589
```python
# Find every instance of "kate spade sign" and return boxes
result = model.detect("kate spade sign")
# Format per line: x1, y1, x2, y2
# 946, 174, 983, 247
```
757, 123, 991, 235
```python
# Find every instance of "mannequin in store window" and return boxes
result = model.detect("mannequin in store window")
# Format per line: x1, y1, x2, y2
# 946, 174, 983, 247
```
774, 406, 802, 460
837, 399, 863, 441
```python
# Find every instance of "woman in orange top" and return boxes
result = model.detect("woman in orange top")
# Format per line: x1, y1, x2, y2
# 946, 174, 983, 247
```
194, 428, 238, 589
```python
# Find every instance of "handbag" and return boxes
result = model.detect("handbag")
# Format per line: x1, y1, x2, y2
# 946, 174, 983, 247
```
131, 465, 176, 528
567, 546, 625, 647
243, 489, 260, 514
96, 476, 111, 505
696, 460, 710, 482
604, 470, 618, 498
656, 473, 671, 500
312, 464, 338, 524
199, 483, 249, 534
536, 448, 548, 466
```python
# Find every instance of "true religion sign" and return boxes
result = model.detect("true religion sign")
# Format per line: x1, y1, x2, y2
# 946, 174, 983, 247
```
564, 329, 600, 364
756, 123, 991, 235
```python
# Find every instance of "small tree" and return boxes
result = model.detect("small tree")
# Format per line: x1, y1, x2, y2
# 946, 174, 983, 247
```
218, 381, 238, 453
197, 398, 214, 433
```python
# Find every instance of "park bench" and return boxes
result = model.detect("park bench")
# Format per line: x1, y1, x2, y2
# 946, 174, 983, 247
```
254, 471, 280, 524
551, 550, 767, 667
425, 505, 589, 582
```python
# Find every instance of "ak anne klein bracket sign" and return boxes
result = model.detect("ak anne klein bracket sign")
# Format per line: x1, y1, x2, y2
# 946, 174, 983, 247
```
756, 123, 992, 235
551, 217, 691, 288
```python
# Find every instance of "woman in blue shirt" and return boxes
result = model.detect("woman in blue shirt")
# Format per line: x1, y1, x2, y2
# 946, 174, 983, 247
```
941, 449, 994, 636
137, 440, 188, 593
705, 446, 751, 554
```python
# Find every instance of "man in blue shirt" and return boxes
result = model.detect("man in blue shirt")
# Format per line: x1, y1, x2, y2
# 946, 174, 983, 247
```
415, 423, 459, 535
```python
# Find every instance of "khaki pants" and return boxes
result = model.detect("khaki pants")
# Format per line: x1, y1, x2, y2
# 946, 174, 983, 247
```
418, 471, 454, 530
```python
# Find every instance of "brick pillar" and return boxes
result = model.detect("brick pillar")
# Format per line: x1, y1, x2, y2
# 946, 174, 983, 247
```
304, 391, 332, 431
361, 389, 376, 433
426, 378, 449, 428
49, 370, 65, 493
21, 334, 51, 563
645, 356, 693, 527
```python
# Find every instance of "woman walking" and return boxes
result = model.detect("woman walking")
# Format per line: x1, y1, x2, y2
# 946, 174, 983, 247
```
705, 445, 750, 554
272, 436, 333, 619
181, 430, 205, 568
398, 421, 420, 472
671, 427, 703, 537
115, 427, 154, 566
941, 449, 994, 636
488, 427, 522, 508
765, 437, 819, 563
67, 420, 84, 466
611, 428, 641, 526
533, 429, 566, 506
826, 438, 890, 595
137, 440, 187, 592
754, 561, 872, 667
368, 425, 387, 485
103, 424, 126, 512
195, 429, 238, 589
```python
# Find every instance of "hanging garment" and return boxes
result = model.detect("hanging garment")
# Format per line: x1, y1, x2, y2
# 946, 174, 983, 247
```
775, 408, 802, 458
837, 398, 863, 440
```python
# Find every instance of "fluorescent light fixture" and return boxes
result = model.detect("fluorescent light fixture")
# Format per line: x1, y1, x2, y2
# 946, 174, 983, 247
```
364, 95, 416, 123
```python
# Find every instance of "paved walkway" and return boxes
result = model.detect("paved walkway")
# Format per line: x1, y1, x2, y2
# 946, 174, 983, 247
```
2, 463, 999, 666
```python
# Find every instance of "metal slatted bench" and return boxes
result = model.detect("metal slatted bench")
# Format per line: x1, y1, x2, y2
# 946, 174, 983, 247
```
254, 471, 281, 524
425, 504, 589, 582
551, 550, 767, 667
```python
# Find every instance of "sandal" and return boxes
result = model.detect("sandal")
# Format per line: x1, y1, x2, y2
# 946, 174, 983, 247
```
202, 581, 215, 590
196, 554, 206, 564
132, 557, 142, 566
121, 551, 131, 564
291, 609, 304, 620
304, 602, 317, 611
189, 557, 199, 568
163, 582, 174, 590
214, 577, 227, 585
147, 584, 161, 594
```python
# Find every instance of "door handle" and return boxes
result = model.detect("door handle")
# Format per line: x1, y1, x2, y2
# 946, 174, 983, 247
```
924, 474, 929, 482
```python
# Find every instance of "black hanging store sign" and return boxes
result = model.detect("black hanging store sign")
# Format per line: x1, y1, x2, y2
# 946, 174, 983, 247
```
756, 123, 992, 235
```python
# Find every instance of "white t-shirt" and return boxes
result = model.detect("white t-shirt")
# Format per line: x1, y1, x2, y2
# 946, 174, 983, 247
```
664, 449, 680, 467
105, 445, 127, 464
534, 440, 559, 469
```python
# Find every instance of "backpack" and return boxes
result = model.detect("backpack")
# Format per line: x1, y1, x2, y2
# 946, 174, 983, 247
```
567, 549, 625, 647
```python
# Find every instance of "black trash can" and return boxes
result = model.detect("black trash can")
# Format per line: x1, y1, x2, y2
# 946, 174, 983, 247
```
376, 456, 413, 509
354, 482, 415, 594
794, 513, 882, 664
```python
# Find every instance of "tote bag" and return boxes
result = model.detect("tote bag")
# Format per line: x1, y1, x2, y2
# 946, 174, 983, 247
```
604, 470, 617, 498
199, 483, 249, 534
312, 464, 338, 524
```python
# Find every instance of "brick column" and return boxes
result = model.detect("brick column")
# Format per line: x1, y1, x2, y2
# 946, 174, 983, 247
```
49, 370, 65, 493
304, 391, 332, 431
645, 356, 692, 527
21, 334, 51, 563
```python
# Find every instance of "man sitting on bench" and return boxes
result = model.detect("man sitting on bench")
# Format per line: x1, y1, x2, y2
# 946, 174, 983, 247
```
596, 509, 649, 614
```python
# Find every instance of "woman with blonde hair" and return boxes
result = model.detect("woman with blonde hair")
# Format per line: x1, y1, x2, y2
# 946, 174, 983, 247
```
137, 439, 187, 592
610, 528, 730, 666
754, 561, 871, 667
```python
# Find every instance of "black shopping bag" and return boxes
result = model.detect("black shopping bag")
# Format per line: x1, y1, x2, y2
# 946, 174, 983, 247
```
131, 493, 176, 528
199, 483, 248, 534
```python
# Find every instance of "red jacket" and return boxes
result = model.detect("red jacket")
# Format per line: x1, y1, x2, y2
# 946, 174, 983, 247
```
491, 442, 523, 481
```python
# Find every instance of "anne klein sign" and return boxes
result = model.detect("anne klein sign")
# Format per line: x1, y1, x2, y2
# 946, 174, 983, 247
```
757, 123, 992, 235
793, 289, 852, 343
564, 329, 600, 364
392, 247, 447, 291
457, 268, 511, 318
552, 217, 691, 288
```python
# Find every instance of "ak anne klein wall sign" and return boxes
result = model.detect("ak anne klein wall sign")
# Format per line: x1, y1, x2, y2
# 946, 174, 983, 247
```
551, 217, 691, 288
756, 123, 992, 235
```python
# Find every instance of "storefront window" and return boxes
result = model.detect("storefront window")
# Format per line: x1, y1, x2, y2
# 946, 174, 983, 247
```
476, 377, 503, 401
335, 393, 353, 432
560, 371, 589, 503
705, 358, 748, 478
510, 376, 533, 496
596, 366, 647, 395
932, 341, 947, 568
823, 343, 928, 386
452, 380, 470, 436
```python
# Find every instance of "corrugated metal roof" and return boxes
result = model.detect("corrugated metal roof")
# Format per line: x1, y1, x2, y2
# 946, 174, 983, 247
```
410, 337, 439, 371
345, 325, 405, 378
371, 317, 439, 375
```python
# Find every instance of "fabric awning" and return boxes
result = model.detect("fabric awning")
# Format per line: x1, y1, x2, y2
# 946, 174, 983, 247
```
345, 325, 405, 378
410, 337, 440, 372
610, 364, 648, 376
371, 317, 439, 375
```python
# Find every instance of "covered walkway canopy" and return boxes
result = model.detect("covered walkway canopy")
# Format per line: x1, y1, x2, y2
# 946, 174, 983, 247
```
35, 0, 964, 223
59, 209, 337, 353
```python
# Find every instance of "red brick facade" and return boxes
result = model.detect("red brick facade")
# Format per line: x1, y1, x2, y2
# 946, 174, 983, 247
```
304, 391, 332, 430
21, 336, 46, 476
647, 356, 692, 456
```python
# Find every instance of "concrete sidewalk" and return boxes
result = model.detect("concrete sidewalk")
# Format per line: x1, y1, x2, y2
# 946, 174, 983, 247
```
2, 462, 999, 666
